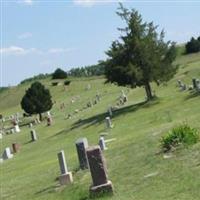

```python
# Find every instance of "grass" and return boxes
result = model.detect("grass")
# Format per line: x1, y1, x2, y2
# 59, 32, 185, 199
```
0, 53, 200, 200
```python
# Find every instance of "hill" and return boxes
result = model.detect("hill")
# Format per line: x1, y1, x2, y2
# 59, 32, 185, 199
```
0, 52, 200, 200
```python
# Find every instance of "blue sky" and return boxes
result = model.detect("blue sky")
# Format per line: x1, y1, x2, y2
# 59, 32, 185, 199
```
1, 0, 200, 86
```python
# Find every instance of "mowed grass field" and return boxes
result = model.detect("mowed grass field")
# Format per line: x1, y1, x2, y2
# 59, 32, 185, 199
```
0, 52, 200, 200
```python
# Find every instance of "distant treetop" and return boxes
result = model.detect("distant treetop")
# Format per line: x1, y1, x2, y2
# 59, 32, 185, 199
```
52, 68, 68, 79
185, 36, 200, 54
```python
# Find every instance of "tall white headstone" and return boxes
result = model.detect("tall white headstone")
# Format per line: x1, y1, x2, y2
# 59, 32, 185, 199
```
14, 125, 20, 133
2, 147, 13, 160
57, 150, 73, 185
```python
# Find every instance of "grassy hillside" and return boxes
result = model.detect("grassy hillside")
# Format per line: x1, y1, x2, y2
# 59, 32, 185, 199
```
0, 52, 200, 200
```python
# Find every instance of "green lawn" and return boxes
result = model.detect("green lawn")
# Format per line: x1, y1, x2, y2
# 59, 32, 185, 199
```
0, 52, 200, 200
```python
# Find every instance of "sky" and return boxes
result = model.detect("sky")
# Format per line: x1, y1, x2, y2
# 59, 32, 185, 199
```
1, 0, 200, 86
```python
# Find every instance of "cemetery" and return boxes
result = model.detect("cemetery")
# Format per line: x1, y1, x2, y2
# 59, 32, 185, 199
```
0, 2, 200, 200
0, 50, 200, 199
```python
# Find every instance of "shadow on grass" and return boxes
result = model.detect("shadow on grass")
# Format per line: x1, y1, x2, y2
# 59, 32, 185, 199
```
49, 99, 159, 138
70, 99, 159, 130
184, 91, 199, 101
35, 185, 60, 195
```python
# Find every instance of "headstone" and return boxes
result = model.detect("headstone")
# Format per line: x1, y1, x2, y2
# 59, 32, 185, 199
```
99, 137, 107, 151
30, 129, 37, 141
108, 107, 113, 117
105, 117, 113, 129
86, 146, 113, 196
14, 124, 20, 133
2, 147, 13, 160
47, 116, 52, 126
75, 138, 89, 169
192, 78, 197, 89
0, 133, 2, 139
12, 143, 20, 153
29, 123, 33, 128
11, 128, 15, 134
57, 150, 73, 185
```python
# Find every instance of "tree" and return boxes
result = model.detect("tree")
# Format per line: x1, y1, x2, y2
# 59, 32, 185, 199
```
103, 4, 177, 100
52, 68, 68, 79
21, 82, 53, 120
185, 37, 200, 54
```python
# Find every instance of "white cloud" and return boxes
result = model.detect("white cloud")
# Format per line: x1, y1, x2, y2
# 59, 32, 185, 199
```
73, 0, 124, 7
0, 46, 74, 56
18, 32, 33, 39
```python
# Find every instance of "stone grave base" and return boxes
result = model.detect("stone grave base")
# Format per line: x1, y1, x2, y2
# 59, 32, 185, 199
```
59, 172, 73, 185
90, 180, 113, 197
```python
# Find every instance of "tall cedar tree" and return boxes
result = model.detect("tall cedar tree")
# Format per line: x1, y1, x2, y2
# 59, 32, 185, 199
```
104, 4, 177, 100
21, 82, 53, 120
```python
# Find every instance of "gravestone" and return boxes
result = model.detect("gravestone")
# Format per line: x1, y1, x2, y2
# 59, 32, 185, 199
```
2, 147, 13, 160
57, 150, 73, 185
86, 146, 113, 196
14, 125, 20, 133
0, 133, 2, 139
11, 128, 15, 134
108, 107, 113, 117
105, 117, 113, 129
12, 143, 20, 153
75, 138, 89, 169
192, 78, 197, 89
47, 116, 52, 126
99, 137, 107, 151
30, 129, 37, 141
29, 123, 33, 128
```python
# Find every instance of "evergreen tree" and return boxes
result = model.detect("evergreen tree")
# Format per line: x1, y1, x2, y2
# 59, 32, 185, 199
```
52, 68, 68, 79
21, 82, 53, 120
185, 37, 200, 54
104, 4, 177, 100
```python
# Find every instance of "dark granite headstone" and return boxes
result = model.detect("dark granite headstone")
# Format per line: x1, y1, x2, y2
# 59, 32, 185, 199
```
75, 138, 88, 169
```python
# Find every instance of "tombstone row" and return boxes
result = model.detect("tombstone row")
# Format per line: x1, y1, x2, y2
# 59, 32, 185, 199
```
177, 78, 200, 92
57, 138, 113, 196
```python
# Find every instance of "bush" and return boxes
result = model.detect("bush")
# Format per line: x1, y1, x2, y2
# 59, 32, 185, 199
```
64, 80, 71, 85
161, 124, 199, 152
52, 68, 67, 79
52, 82, 59, 86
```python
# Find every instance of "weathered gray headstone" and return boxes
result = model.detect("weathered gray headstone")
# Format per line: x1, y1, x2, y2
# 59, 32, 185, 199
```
105, 117, 113, 129
57, 150, 73, 185
75, 138, 88, 169
86, 146, 113, 196
30, 129, 37, 141
2, 147, 13, 160
99, 137, 107, 151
